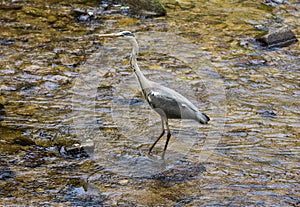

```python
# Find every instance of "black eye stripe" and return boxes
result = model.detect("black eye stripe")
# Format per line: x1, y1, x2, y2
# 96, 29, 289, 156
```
122, 32, 134, 37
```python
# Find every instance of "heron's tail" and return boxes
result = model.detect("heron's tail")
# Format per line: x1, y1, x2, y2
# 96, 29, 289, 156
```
196, 112, 210, 124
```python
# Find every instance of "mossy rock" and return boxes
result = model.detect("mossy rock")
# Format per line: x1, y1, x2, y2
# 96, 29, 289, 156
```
22, 6, 44, 17
0, 126, 34, 153
0, 96, 6, 105
47, 15, 57, 24
119, 0, 166, 17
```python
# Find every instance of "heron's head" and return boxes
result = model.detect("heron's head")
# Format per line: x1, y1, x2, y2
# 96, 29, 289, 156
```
98, 31, 138, 53
98, 31, 135, 40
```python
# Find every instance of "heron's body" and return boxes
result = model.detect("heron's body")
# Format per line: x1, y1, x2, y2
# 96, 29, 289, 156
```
99, 31, 210, 158
144, 84, 209, 123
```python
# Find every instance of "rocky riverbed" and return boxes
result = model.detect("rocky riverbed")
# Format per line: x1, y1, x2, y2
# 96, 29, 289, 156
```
0, 0, 299, 206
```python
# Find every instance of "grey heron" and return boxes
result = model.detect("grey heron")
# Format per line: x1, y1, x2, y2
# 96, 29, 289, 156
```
98, 31, 210, 159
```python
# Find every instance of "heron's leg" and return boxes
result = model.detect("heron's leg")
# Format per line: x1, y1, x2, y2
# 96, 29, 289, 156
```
162, 119, 171, 159
148, 116, 165, 155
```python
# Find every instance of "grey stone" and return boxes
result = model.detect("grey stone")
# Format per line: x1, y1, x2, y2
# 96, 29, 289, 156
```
257, 26, 298, 48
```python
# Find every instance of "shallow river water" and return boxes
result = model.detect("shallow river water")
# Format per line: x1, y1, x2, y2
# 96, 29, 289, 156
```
0, 0, 299, 206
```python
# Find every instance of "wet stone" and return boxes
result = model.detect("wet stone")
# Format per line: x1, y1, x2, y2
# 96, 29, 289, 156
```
23, 65, 43, 74
257, 27, 298, 48
234, 55, 267, 67
59, 54, 81, 67
78, 14, 94, 21
257, 109, 277, 119
15, 105, 37, 116
149, 163, 206, 183
0, 159, 15, 180
22, 6, 44, 17
13, 136, 35, 146
119, 0, 167, 17
0, 103, 5, 122
119, 179, 129, 185
163, 0, 180, 9
264, 0, 286, 6
0, 38, 14, 45
0, 96, 6, 105
19, 150, 46, 168
59, 143, 92, 158
47, 15, 57, 24
0, 4, 22, 10
58, 178, 104, 205
72, 8, 95, 22
114, 97, 143, 106
43, 75, 70, 85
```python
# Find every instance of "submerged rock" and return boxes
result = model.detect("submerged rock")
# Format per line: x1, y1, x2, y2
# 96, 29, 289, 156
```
0, 4, 22, 10
118, 0, 166, 17
59, 141, 94, 158
0, 159, 15, 180
22, 6, 44, 17
0, 38, 14, 45
264, 0, 286, 6
257, 109, 277, 119
0, 96, 5, 122
0, 104, 4, 122
13, 136, 35, 146
47, 15, 57, 24
58, 178, 104, 204
149, 163, 206, 183
72, 8, 95, 22
256, 27, 298, 48
20, 150, 46, 168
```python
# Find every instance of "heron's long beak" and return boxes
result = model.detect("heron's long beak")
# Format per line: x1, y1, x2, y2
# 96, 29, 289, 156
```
97, 33, 123, 38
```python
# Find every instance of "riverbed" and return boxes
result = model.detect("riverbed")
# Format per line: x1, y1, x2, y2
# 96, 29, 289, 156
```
0, 0, 299, 206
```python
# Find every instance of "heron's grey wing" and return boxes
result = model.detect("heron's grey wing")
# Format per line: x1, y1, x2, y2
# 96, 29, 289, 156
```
145, 84, 204, 120
144, 84, 209, 123
146, 89, 182, 119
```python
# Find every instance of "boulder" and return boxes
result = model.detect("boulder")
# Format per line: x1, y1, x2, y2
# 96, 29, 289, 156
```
257, 26, 298, 48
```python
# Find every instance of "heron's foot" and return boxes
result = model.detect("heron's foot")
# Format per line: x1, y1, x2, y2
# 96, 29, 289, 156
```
146, 151, 166, 162
148, 151, 165, 160
148, 148, 153, 156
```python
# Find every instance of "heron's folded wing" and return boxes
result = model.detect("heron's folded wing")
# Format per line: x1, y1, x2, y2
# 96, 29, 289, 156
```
146, 90, 184, 119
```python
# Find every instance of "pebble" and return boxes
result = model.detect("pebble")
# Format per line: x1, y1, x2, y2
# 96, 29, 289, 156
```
119, 179, 129, 185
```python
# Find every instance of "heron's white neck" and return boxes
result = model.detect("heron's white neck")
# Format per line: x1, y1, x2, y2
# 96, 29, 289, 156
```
129, 37, 150, 93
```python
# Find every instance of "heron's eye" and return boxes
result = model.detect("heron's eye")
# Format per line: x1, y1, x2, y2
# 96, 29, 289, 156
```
122, 31, 134, 37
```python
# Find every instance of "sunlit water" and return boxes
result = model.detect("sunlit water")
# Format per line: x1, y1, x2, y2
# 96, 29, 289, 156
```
0, 0, 299, 206
69, 32, 226, 177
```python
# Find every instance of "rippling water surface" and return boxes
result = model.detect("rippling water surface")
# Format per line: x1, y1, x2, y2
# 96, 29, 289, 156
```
0, 0, 299, 206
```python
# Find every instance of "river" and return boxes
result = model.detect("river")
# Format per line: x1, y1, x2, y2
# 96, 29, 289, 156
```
0, 0, 299, 206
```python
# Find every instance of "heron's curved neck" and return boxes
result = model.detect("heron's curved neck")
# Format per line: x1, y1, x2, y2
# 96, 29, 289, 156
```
129, 37, 150, 91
